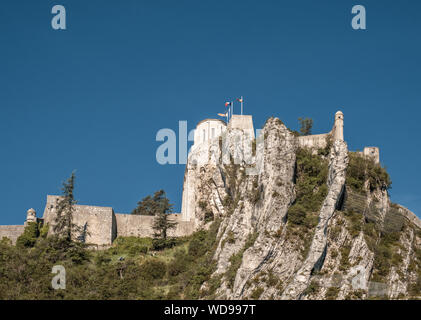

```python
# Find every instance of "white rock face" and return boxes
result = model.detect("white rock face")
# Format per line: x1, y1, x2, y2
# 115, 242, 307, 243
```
281, 140, 349, 299
184, 117, 421, 300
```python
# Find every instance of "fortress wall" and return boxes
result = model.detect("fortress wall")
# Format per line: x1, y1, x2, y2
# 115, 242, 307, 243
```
359, 147, 380, 164
115, 214, 155, 237
298, 133, 329, 149
115, 213, 194, 238
72, 205, 115, 246
0, 225, 25, 244
42, 196, 115, 246
228, 115, 255, 138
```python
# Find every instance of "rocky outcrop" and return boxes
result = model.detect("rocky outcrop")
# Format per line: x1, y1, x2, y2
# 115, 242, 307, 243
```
281, 140, 348, 299
186, 117, 421, 300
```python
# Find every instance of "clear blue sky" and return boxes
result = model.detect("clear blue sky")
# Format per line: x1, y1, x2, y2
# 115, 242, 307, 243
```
1, 0, 420, 224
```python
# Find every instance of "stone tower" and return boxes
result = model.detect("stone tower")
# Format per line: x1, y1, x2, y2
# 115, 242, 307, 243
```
363, 147, 380, 164
25, 208, 37, 224
333, 111, 344, 141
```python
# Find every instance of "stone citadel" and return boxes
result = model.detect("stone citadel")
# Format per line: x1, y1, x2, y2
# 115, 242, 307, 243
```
1, 111, 417, 246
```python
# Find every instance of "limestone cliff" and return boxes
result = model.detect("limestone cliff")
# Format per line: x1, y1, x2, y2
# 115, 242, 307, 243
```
186, 117, 421, 300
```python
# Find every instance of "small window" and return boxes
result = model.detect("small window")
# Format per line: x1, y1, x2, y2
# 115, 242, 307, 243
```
203, 129, 206, 142
212, 128, 215, 138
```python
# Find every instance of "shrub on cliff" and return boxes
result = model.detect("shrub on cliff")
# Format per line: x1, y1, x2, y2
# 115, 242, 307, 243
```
287, 148, 328, 228
139, 259, 167, 281
16, 222, 39, 248
346, 152, 392, 193
298, 117, 314, 136
131, 190, 172, 216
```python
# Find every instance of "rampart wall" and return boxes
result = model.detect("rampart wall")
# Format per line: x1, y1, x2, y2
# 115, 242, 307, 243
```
0, 225, 25, 244
115, 213, 194, 238
298, 133, 329, 149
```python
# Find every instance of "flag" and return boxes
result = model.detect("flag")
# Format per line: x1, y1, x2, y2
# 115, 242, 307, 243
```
225, 101, 232, 107
237, 97, 243, 103
218, 113, 227, 117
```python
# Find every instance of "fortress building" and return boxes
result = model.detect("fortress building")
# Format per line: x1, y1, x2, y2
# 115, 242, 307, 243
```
193, 118, 226, 146
297, 111, 344, 148
0, 111, 386, 246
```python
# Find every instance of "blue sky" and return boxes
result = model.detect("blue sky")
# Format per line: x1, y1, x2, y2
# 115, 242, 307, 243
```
0, 0, 420, 224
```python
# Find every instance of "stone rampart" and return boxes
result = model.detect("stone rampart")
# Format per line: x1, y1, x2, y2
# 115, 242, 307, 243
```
0, 225, 25, 244
115, 213, 194, 238
298, 133, 329, 149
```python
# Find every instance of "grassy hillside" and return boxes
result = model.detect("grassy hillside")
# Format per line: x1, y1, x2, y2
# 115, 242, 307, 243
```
0, 221, 221, 300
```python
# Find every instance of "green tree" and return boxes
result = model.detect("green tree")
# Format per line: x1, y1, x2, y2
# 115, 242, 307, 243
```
132, 190, 169, 216
147, 190, 177, 240
16, 222, 39, 248
53, 172, 82, 242
298, 117, 314, 136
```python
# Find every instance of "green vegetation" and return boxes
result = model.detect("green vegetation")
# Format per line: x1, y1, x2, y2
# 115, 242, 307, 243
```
198, 200, 214, 223
250, 287, 264, 299
317, 134, 333, 157
0, 219, 223, 300
287, 148, 328, 229
371, 231, 401, 282
222, 163, 246, 217
131, 189, 178, 245
304, 280, 320, 296
339, 246, 351, 272
342, 210, 363, 238
325, 287, 340, 300
53, 172, 84, 242
286, 148, 328, 258
346, 152, 392, 193
283, 148, 329, 260
132, 190, 170, 216
298, 117, 313, 136
225, 232, 258, 288
248, 178, 261, 204
16, 222, 40, 248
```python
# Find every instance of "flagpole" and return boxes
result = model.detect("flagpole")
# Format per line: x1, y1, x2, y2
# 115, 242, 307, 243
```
241, 96, 243, 115
231, 101, 234, 118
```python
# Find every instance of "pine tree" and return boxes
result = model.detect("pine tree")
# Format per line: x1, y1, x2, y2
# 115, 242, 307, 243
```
298, 117, 314, 136
132, 190, 172, 216
53, 172, 82, 242
149, 190, 177, 240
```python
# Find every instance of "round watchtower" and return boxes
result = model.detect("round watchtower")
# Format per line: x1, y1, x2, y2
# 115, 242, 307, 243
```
333, 111, 344, 141
193, 119, 226, 146
26, 208, 37, 224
